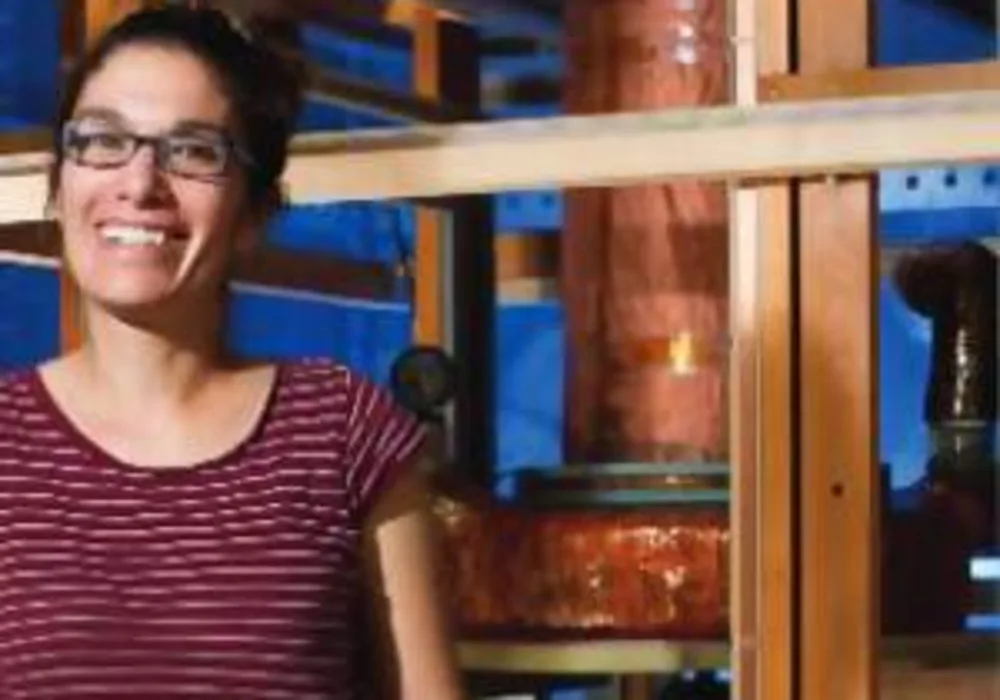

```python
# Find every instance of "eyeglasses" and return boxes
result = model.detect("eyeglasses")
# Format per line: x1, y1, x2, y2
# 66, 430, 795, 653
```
61, 121, 253, 179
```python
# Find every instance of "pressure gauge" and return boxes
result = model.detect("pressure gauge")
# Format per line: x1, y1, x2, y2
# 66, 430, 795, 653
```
389, 345, 456, 421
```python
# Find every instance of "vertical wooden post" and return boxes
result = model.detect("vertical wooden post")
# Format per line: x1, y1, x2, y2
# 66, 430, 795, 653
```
58, 2, 86, 354
413, 6, 495, 480
412, 5, 445, 347
85, 0, 146, 40
730, 0, 760, 694
797, 2, 879, 700
754, 1, 796, 700
59, 0, 151, 353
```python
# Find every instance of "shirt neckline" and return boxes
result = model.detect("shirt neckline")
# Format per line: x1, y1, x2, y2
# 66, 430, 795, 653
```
27, 362, 285, 480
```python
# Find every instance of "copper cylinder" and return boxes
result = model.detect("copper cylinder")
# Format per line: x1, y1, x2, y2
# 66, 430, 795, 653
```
561, 0, 731, 462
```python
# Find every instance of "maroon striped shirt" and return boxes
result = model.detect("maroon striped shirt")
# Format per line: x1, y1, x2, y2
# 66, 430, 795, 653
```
0, 359, 425, 699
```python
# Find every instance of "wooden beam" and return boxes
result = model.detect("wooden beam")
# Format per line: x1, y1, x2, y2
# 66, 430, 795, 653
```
494, 233, 558, 282
0, 129, 50, 155
414, 0, 558, 40
412, 5, 497, 481
762, 61, 1000, 102
485, 58, 1000, 113
756, 1, 795, 699
730, 0, 778, 697
797, 3, 878, 700
84, 0, 148, 42
0, 222, 398, 301
0, 170, 52, 224
207, 0, 425, 32
281, 89, 1000, 201
308, 64, 476, 123
62, 0, 153, 352
6, 90, 1000, 212
457, 639, 729, 675
412, 4, 446, 346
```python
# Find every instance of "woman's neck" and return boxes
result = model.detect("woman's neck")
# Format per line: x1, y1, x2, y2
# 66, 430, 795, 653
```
72, 299, 228, 409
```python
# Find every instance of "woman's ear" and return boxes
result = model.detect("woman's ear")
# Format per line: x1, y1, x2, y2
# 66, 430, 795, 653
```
232, 187, 282, 258
45, 167, 63, 223
232, 213, 262, 259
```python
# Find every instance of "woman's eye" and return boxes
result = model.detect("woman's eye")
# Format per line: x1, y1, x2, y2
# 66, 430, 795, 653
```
87, 132, 130, 151
171, 139, 223, 164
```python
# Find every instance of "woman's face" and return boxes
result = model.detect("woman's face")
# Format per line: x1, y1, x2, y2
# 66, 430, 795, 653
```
54, 43, 254, 315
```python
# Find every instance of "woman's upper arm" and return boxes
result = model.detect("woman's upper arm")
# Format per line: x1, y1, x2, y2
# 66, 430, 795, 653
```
360, 449, 465, 700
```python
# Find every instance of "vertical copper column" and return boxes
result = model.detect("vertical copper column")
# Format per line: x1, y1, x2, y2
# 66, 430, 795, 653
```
561, 0, 730, 464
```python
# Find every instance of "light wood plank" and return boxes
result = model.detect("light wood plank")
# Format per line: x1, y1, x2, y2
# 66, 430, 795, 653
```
307, 65, 474, 124
412, 3, 445, 345
457, 640, 729, 675
0, 222, 398, 301
798, 1, 879, 699
84, 0, 147, 42
762, 60, 1000, 102
207, 0, 429, 32
282, 90, 1000, 201
494, 233, 557, 282
730, 0, 764, 697
755, 1, 795, 700
62, 0, 151, 352
7, 90, 1000, 209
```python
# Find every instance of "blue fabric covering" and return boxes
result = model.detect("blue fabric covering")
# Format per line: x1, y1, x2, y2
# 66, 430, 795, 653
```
226, 290, 412, 387
0, 263, 60, 372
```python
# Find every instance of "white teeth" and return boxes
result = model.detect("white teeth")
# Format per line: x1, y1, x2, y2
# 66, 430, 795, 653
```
102, 226, 167, 247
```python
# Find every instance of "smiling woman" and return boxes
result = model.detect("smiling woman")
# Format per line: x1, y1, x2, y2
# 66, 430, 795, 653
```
0, 7, 463, 700
55, 45, 254, 314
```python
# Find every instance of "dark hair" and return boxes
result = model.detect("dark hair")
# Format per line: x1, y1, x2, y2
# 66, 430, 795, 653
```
50, 6, 306, 213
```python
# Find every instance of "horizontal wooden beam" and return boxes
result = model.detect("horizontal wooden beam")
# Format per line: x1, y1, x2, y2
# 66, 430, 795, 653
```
0, 129, 50, 154
495, 231, 558, 281
0, 221, 555, 300
7, 90, 1000, 213
761, 61, 1000, 102
0, 170, 54, 224
207, 0, 421, 31
0, 221, 399, 301
281, 89, 1000, 201
308, 65, 477, 123
418, 0, 559, 40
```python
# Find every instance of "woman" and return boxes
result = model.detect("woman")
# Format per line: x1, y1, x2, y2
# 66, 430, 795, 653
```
0, 6, 463, 699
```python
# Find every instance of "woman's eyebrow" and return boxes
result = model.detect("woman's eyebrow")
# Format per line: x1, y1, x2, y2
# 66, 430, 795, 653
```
172, 119, 231, 136
69, 110, 228, 136
71, 106, 126, 125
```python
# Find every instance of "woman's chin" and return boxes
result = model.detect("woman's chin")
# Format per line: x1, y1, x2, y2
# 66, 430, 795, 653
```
85, 280, 181, 317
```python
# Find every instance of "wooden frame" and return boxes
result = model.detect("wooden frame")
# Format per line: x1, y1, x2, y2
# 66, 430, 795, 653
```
752, 2, 796, 700
3, 2, 1000, 697
2, 90, 999, 217
0, 221, 398, 301
796, 4, 879, 700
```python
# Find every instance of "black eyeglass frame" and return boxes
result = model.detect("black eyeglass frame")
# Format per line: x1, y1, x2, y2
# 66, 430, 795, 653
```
60, 120, 255, 179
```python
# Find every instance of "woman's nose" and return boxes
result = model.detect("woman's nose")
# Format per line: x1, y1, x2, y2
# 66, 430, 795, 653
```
117, 142, 168, 202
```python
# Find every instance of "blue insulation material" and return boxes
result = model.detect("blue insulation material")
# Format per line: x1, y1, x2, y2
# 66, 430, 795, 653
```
495, 300, 564, 486
876, 0, 995, 66
0, 263, 60, 373
879, 279, 933, 491
225, 291, 412, 387
0, 0, 59, 126
267, 203, 415, 264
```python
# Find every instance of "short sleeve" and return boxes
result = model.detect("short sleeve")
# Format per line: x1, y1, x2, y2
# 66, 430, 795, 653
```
344, 370, 427, 519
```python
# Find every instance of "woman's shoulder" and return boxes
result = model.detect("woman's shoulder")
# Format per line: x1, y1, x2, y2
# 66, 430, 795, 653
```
0, 365, 47, 435
275, 357, 387, 400
268, 358, 404, 427
0, 365, 38, 401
